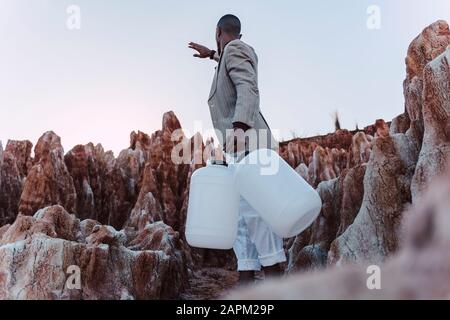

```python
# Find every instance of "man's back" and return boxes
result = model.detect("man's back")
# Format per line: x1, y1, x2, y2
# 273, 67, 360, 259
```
208, 39, 277, 151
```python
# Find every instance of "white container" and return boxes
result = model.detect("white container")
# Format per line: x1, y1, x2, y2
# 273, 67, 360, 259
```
232, 149, 322, 238
185, 163, 240, 249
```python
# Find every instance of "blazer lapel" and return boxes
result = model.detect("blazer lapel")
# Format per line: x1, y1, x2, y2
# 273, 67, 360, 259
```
208, 54, 224, 101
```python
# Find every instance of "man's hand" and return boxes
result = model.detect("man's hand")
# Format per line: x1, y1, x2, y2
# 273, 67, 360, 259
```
224, 122, 251, 155
188, 42, 214, 59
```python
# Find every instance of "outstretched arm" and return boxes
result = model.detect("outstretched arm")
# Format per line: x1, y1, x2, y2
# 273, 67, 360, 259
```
188, 42, 219, 62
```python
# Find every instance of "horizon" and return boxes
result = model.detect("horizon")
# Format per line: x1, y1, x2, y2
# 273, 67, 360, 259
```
0, 109, 381, 158
2, 1, 450, 155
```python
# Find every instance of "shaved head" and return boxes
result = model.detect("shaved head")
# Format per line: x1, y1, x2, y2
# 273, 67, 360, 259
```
217, 14, 241, 37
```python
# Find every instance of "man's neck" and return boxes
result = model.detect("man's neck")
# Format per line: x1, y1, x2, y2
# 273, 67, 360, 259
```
220, 37, 239, 53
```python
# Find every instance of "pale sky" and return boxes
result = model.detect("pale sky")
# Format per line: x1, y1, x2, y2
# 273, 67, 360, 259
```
1, 0, 450, 155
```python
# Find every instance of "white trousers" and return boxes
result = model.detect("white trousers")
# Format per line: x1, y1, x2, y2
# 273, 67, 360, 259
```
233, 197, 287, 271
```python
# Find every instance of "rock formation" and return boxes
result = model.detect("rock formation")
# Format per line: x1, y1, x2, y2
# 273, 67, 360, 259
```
4, 140, 33, 178
288, 152, 367, 272
0, 111, 237, 299
411, 45, 450, 200
229, 166, 450, 299
329, 21, 449, 264
18, 132, 77, 216
64, 143, 112, 222
0, 205, 187, 299
285, 20, 450, 271
63, 112, 190, 231
328, 130, 420, 264
0, 142, 24, 226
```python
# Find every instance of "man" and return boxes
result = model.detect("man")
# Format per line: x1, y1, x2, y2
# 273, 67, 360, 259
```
189, 14, 286, 284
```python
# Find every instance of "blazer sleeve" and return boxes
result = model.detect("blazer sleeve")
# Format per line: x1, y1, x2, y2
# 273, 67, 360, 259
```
225, 42, 259, 128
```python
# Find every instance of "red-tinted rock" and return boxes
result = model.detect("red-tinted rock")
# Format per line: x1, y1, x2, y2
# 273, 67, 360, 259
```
143, 112, 189, 232
324, 21, 449, 266
390, 112, 411, 135
130, 131, 151, 155
374, 119, 390, 138
348, 132, 372, 167
279, 129, 354, 171
162, 111, 182, 134
31, 205, 80, 241
93, 129, 153, 229
18, 132, 77, 216
335, 165, 366, 237
65, 144, 97, 220
127, 164, 163, 231
230, 167, 450, 300
4, 140, 33, 177
404, 21, 450, 142
411, 46, 450, 201
404, 77, 424, 140
288, 164, 366, 273
280, 127, 375, 188
405, 20, 450, 81
310, 147, 333, 186
328, 132, 420, 264
0, 206, 187, 299
64, 143, 116, 225
0, 143, 23, 226
0, 224, 9, 239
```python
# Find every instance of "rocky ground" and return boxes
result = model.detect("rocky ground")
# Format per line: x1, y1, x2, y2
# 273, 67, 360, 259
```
0, 20, 449, 299
180, 268, 239, 300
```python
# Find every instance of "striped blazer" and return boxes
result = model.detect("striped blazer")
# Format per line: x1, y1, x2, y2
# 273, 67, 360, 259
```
208, 39, 278, 151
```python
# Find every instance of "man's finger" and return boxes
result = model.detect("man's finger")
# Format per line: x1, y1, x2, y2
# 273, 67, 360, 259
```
193, 54, 201, 58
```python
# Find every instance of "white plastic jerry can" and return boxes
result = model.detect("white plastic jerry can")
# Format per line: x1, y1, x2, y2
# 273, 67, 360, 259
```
232, 149, 322, 238
185, 163, 240, 249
